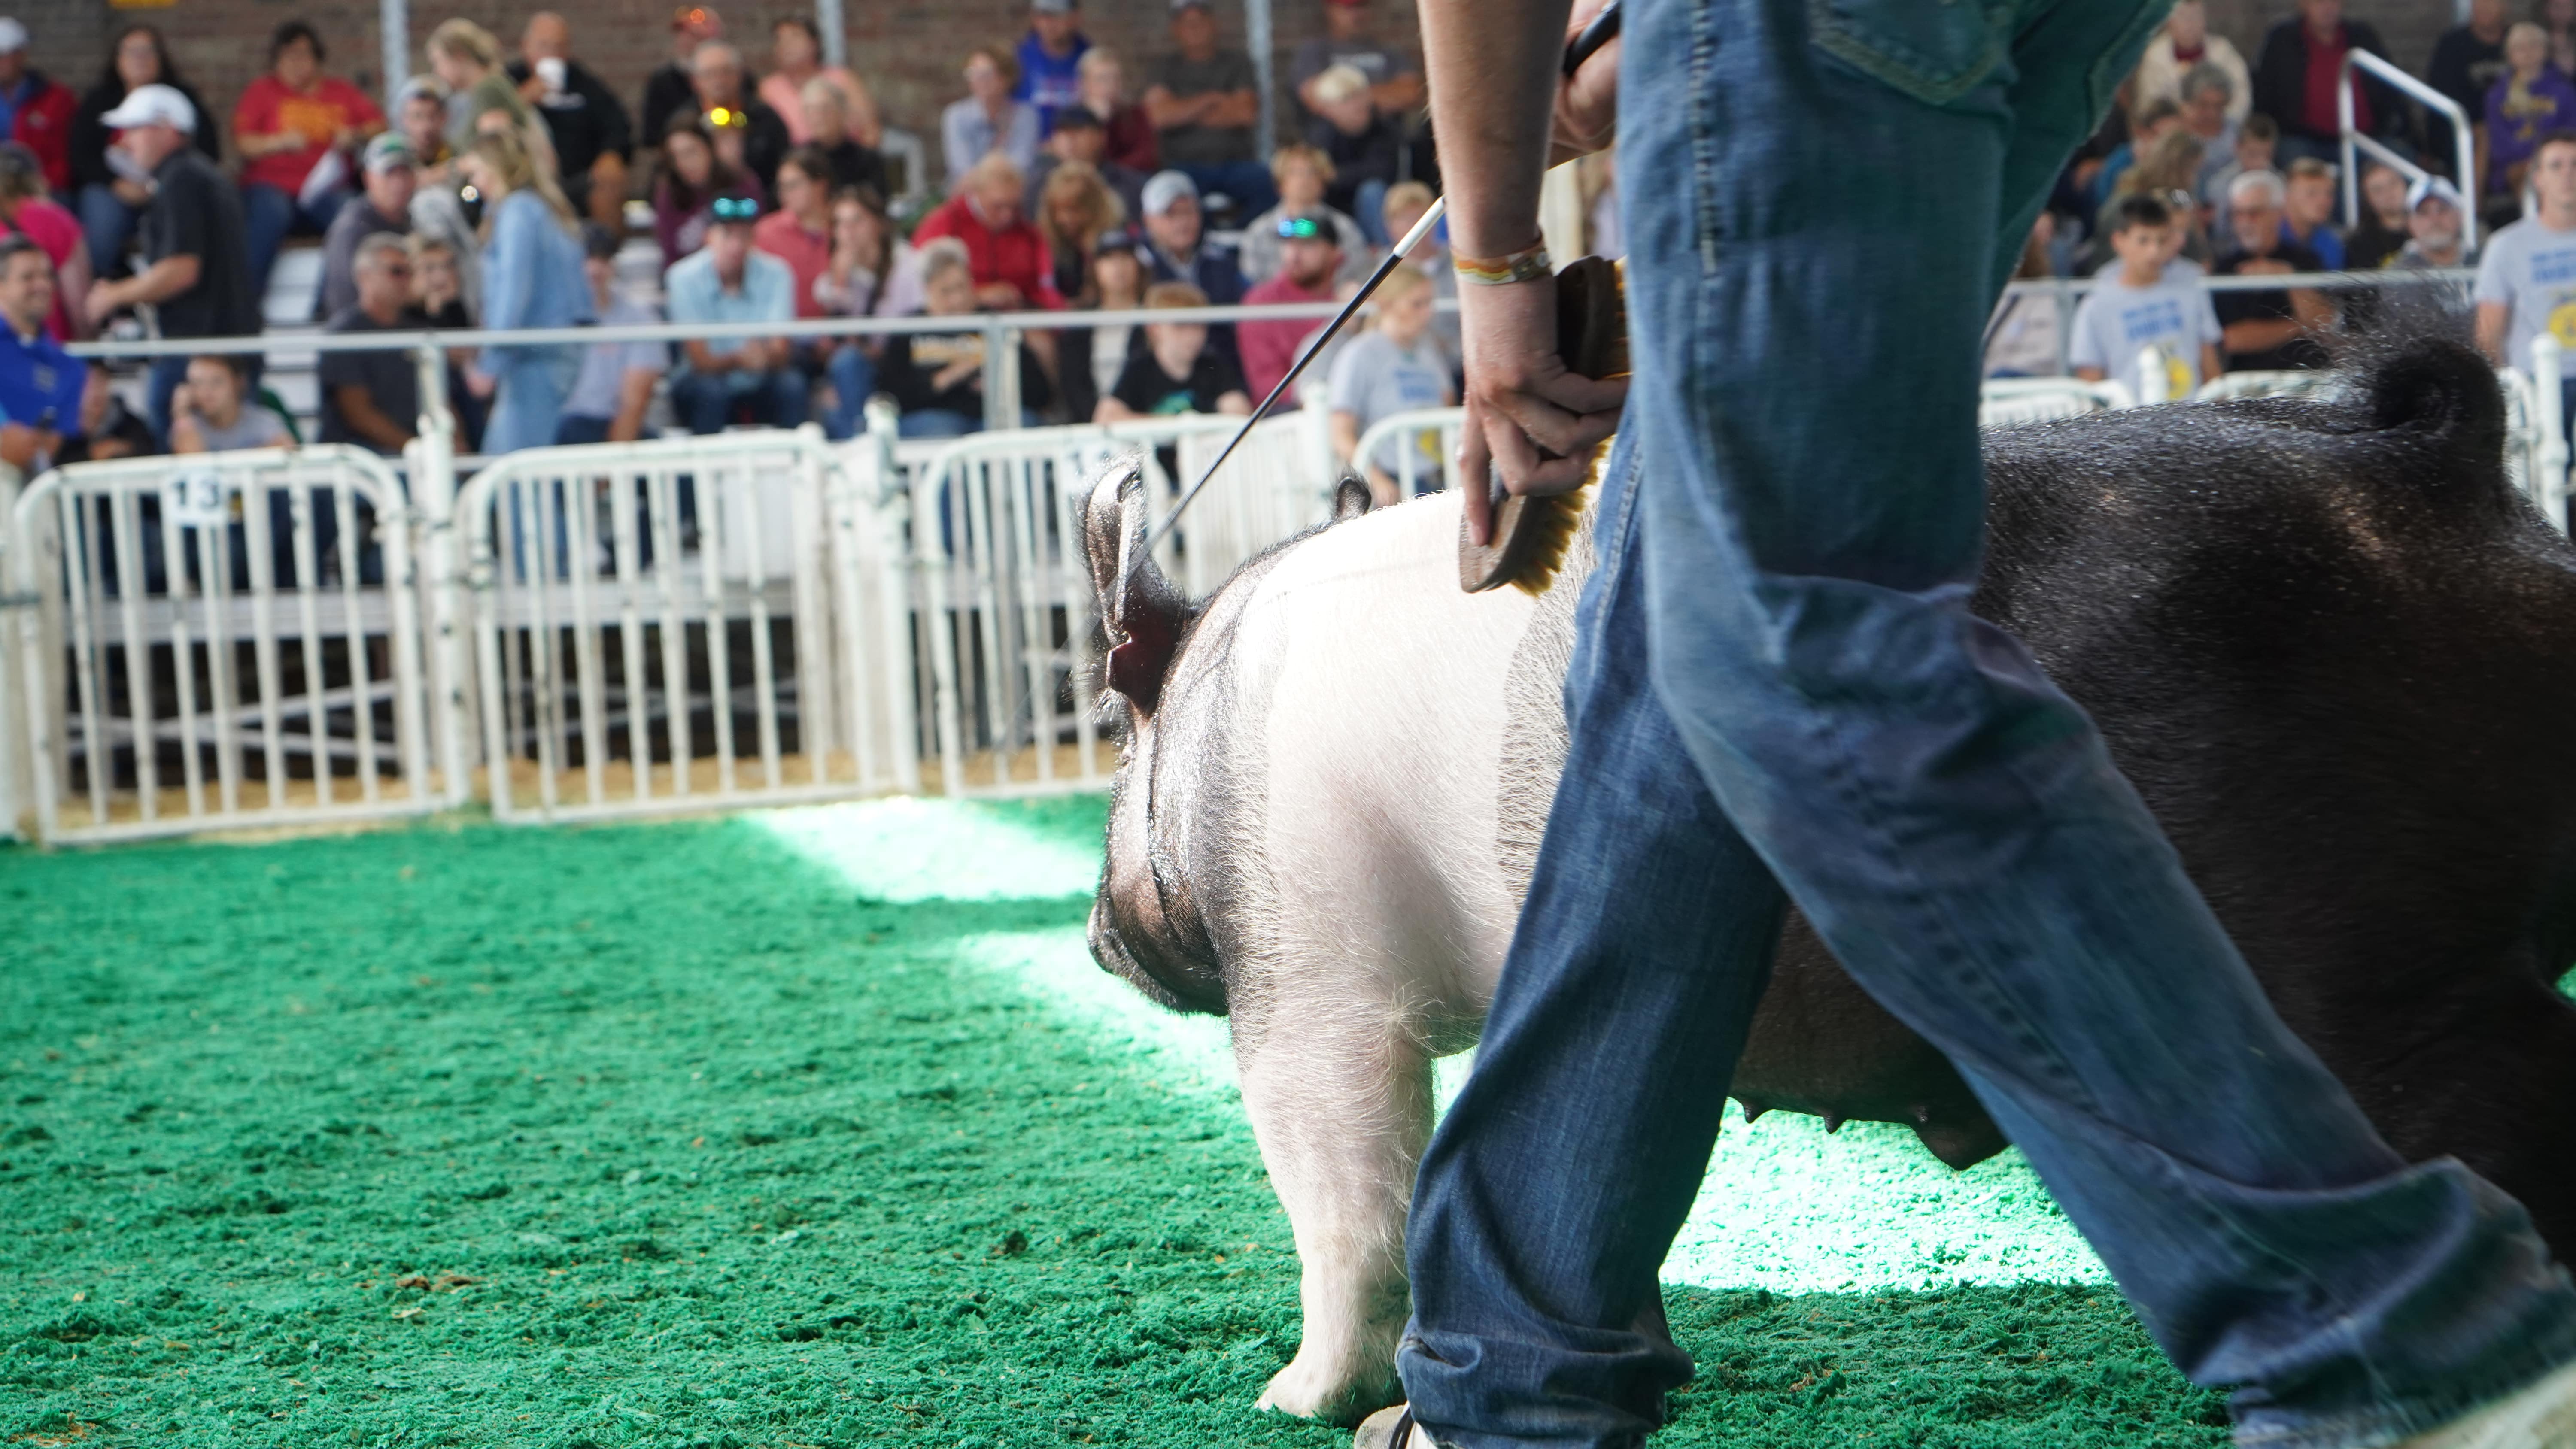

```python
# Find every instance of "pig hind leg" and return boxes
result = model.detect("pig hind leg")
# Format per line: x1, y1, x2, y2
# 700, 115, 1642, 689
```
1233, 996, 1431, 1425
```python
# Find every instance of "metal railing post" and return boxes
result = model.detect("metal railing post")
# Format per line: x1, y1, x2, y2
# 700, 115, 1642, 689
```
984, 319, 1021, 433
410, 342, 474, 805
2535, 336, 2568, 532
2339, 49, 2480, 251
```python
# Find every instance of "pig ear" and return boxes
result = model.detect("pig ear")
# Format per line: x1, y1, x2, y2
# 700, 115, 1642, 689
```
1332, 475, 1372, 522
1079, 457, 1187, 715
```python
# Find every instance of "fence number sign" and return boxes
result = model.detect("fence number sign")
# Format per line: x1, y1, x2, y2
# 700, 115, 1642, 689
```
166, 470, 229, 529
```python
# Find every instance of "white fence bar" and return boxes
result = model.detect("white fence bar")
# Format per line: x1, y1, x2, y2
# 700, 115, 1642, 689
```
453, 426, 909, 825
2533, 337, 2569, 531
7, 335, 2565, 842
2340, 50, 2479, 253
9, 446, 431, 844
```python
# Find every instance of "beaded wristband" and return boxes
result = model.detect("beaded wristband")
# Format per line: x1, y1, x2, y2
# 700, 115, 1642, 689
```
1452, 243, 1553, 287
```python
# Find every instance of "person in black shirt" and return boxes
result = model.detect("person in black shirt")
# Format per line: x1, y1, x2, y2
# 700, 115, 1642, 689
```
687, 41, 789, 195
78, 82, 255, 447
2212, 169, 2332, 373
642, 5, 720, 172
69, 24, 218, 279
319, 233, 422, 456
795, 76, 888, 199
507, 13, 634, 228
878, 238, 1052, 436
1096, 279, 1248, 420
2430, 0, 2511, 179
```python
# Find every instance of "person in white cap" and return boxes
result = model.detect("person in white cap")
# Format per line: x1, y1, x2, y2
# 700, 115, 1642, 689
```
0, 18, 78, 194
2396, 175, 2474, 270
80, 82, 257, 448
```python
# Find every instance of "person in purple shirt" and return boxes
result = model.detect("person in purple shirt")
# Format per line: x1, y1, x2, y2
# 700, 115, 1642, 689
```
1013, 0, 1090, 134
2485, 22, 2576, 203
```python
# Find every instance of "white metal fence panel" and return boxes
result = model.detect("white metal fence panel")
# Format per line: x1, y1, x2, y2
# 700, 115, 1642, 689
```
899, 414, 1331, 797
454, 427, 908, 823
1350, 407, 1467, 505
8, 446, 431, 844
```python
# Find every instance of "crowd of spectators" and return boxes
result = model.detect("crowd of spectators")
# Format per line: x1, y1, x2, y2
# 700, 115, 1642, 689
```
24, 0, 2540, 482
0, 0, 1441, 470
1999, 0, 2543, 400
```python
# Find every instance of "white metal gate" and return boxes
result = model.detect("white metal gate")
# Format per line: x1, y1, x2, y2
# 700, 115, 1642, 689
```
453, 427, 914, 823
9, 446, 431, 843
900, 413, 1334, 797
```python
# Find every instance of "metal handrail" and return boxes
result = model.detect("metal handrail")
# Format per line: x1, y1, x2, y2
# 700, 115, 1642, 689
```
2339, 47, 2478, 253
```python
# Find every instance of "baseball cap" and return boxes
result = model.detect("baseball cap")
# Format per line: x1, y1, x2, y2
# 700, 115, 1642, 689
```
1032, 0, 1076, 12
1275, 209, 1336, 242
0, 19, 29, 54
1169, 0, 1210, 13
362, 132, 416, 174
1096, 227, 1143, 256
1142, 169, 1197, 216
2407, 174, 2464, 213
100, 83, 197, 135
580, 221, 622, 261
1048, 105, 1103, 132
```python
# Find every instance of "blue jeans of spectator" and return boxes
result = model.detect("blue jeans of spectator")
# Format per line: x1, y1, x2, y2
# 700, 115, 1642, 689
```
824, 345, 878, 440
1174, 160, 1277, 221
1354, 178, 1391, 246
671, 367, 808, 435
1394, 1, 2576, 1447
483, 346, 580, 455
242, 180, 355, 306
553, 414, 612, 446
77, 183, 143, 278
900, 408, 978, 441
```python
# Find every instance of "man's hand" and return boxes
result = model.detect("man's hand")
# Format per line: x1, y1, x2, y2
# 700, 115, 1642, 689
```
1548, 0, 1620, 165
82, 279, 122, 326
1456, 271, 1626, 545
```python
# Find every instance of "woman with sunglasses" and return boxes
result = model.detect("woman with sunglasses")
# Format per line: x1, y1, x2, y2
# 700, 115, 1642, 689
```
459, 127, 593, 453
654, 108, 767, 265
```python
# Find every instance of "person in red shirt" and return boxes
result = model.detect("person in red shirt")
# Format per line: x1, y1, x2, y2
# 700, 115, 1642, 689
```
752, 145, 834, 316
1075, 49, 1157, 176
1236, 209, 1339, 401
0, 21, 76, 195
911, 152, 1060, 311
2249, 0, 2404, 169
232, 20, 384, 300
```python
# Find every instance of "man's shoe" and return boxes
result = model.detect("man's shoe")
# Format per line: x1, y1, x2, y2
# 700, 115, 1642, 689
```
2389, 1359, 2576, 1449
1354, 1404, 1432, 1449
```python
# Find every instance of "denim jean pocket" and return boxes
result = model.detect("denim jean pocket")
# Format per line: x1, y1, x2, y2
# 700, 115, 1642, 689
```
1806, 0, 2016, 106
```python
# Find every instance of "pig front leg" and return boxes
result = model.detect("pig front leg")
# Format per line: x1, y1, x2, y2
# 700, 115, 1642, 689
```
1233, 1001, 1432, 1425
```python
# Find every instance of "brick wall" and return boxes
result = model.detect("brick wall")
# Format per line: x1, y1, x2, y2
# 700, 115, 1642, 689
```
8, 0, 1416, 165
0, 0, 2437, 170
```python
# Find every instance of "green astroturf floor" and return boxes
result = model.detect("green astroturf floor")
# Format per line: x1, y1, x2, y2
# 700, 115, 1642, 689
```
0, 798, 2236, 1447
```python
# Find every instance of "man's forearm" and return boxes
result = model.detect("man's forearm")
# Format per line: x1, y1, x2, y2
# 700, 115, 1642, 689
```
1420, 0, 1571, 257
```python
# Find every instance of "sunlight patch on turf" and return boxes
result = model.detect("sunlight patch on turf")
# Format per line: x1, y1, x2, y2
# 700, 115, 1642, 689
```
759, 796, 2106, 1299
753, 797, 1103, 902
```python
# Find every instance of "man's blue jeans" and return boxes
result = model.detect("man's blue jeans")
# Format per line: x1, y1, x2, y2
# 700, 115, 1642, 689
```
1394, 1, 2576, 1446
242, 181, 354, 310
671, 368, 808, 435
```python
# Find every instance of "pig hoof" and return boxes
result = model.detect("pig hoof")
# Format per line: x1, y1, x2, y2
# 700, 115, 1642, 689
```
1257, 1357, 1400, 1426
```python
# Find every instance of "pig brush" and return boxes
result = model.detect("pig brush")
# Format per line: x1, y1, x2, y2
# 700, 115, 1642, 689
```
1456, 255, 1627, 597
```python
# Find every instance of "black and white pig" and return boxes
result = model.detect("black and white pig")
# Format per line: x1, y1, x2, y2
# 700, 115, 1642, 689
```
1078, 333, 2576, 1425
